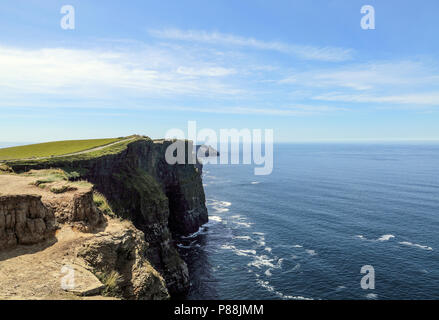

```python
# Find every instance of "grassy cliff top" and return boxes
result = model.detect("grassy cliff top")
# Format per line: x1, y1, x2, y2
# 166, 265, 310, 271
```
0, 138, 125, 161
1, 135, 152, 167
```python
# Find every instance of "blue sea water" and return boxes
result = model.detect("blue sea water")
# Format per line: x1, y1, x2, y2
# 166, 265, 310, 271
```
177, 143, 439, 300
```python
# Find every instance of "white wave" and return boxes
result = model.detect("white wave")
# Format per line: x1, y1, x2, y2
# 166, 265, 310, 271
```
177, 243, 192, 249
336, 285, 346, 291
248, 255, 275, 269
251, 181, 260, 185
278, 258, 284, 268
264, 269, 272, 277
355, 234, 396, 241
306, 249, 317, 256
213, 207, 230, 213
207, 199, 232, 213
233, 221, 253, 228
229, 215, 253, 228
234, 235, 252, 241
203, 218, 222, 228
177, 240, 199, 249
180, 228, 205, 239
221, 244, 257, 257
248, 255, 283, 269
264, 247, 272, 253
399, 241, 433, 251
366, 293, 378, 300
256, 279, 312, 300
209, 215, 223, 222
292, 244, 303, 248
251, 232, 266, 246
207, 199, 232, 207
180, 217, 217, 239
377, 234, 395, 241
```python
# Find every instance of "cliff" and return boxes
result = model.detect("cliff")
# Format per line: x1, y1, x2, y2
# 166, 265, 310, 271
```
6, 137, 209, 296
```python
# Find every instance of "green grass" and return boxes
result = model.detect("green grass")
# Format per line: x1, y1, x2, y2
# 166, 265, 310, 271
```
4, 136, 151, 171
93, 192, 116, 217
98, 270, 122, 297
21, 168, 92, 193
0, 138, 124, 161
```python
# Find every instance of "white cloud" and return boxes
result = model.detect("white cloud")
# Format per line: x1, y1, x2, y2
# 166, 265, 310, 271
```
149, 28, 354, 62
278, 60, 439, 108
176, 66, 236, 77
138, 104, 344, 116
313, 92, 439, 105
0, 45, 243, 100
280, 61, 439, 91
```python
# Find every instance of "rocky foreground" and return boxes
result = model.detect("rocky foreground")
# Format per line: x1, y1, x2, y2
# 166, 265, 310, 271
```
0, 173, 168, 299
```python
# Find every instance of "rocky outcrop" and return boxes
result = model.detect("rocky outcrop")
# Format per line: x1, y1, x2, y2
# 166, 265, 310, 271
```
0, 194, 55, 250
76, 223, 169, 300
44, 189, 104, 230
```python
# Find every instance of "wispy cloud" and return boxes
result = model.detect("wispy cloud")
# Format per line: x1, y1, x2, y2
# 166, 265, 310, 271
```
278, 60, 439, 107
176, 66, 236, 77
0, 45, 243, 101
313, 92, 439, 105
134, 104, 345, 116
149, 28, 354, 62
280, 61, 439, 90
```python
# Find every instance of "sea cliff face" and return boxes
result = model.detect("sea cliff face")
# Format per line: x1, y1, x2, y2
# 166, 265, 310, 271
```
7, 138, 209, 296
77, 139, 208, 295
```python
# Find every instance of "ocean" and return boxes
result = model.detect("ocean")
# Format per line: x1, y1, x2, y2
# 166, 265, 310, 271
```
177, 143, 439, 300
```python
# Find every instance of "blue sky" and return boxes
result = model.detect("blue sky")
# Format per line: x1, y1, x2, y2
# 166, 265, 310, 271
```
0, 0, 438, 142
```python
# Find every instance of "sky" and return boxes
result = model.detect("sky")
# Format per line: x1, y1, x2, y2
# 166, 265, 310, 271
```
0, 0, 438, 142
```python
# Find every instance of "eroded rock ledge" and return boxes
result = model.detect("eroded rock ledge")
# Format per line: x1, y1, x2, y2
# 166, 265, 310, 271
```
0, 194, 55, 249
